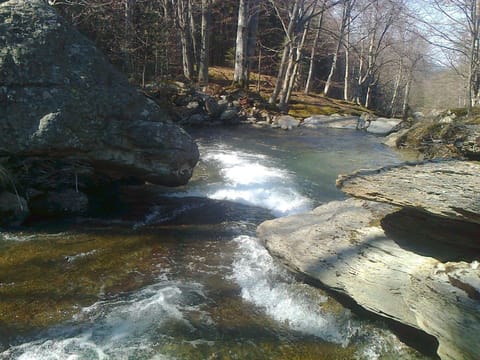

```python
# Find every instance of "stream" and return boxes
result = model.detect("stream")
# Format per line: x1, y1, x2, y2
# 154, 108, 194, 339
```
0, 126, 433, 359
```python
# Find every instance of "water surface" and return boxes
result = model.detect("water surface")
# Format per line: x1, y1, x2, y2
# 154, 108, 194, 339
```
0, 126, 430, 359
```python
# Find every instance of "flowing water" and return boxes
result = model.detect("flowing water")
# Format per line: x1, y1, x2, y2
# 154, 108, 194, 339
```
0, 127, 433, 359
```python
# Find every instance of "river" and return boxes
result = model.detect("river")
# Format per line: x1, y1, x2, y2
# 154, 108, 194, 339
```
0, 126, 433, 359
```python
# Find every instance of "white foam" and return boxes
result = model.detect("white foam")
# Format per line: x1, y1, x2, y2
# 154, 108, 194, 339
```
1, 282, 206, 359
230, 235, 351, 345
174, 145, 313, 217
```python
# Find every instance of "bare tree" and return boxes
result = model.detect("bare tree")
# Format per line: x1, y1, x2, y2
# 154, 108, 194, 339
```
198, 0, 212, 85
416, 0, 480, 113
233, 0, 260, 87
351, 0, 403, 108
268, 0, 323, 108
304, 0, 327, 94
173, 0, 195, 80
323, 0, 354, 96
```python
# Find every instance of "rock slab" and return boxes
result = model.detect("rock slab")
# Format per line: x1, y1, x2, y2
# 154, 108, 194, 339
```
257, 198, 480, 360
337, 160, 480, 225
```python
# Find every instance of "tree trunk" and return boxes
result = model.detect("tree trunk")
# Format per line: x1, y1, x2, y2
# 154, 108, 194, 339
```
189, 0, 199, 73
278, 45, 297, 110
123, 0, 135, 73
234, 0, 248, 87
402, 73, 412, 119
324, 0, 350, 96
304, 0, 325, 94
246, 2, 259, 85
343, 8, 351, 101
269, 0, 302, 105
283, 25, 309, 107
198, 0, 211, 85
389, 65, 403, 117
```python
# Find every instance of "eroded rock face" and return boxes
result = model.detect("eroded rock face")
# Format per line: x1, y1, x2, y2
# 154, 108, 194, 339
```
257, 198, 480, 360
0, 0, 198, 188
337, 161, 480, 225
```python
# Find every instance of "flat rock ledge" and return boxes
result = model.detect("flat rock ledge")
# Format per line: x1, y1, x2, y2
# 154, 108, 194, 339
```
302, 114, 403, 135
257, 198, 480, 360
337, 160, 480, 225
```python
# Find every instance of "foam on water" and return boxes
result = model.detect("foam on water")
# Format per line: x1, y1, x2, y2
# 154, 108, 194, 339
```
175, 144, 313, 217
1, 281, 206, 360
230, 235, 352, 345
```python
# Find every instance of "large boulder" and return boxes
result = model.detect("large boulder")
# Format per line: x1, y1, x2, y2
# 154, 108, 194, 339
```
337, 161, 480, 225
257, 198, 480, 360
0, 0, 198, 188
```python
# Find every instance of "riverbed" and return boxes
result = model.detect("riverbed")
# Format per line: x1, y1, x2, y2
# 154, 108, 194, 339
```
0, 126, 433, 359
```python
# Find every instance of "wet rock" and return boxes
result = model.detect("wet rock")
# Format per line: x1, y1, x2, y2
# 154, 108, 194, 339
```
0, 0, 199, 188
337, 161, 480, 225
0, 191, 29, 226
257, 198, 480, 360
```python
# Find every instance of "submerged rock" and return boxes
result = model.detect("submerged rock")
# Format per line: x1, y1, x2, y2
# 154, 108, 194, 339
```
0, 0, 199, 189
337, 160, 480, 225
257, 198, 480, 360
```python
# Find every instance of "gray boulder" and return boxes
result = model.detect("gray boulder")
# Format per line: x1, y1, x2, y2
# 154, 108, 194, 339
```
257, 198, 480, 360
337, 160, 480, 225
0, 0, 198, 187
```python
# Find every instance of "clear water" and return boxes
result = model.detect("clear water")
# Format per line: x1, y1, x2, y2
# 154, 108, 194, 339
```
0, 126, 431, 359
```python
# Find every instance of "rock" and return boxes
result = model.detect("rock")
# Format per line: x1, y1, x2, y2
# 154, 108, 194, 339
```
337, 160, 480, 225
204, 97, 221, 117
29, 189, 88, 217
220, 108, 239, 123
185, 113, 209, 126
302, 114, 360, 130
383, 128, 410, 147
456, 125, 480, 160
273, 115, 299, 130
0, 191, 29, 226
366, 117, 403, 135
0, 0, 199, 187
257, 198, 480, 360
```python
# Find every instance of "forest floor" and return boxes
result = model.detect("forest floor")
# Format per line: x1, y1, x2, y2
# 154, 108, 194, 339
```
208, 66, 370, 118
